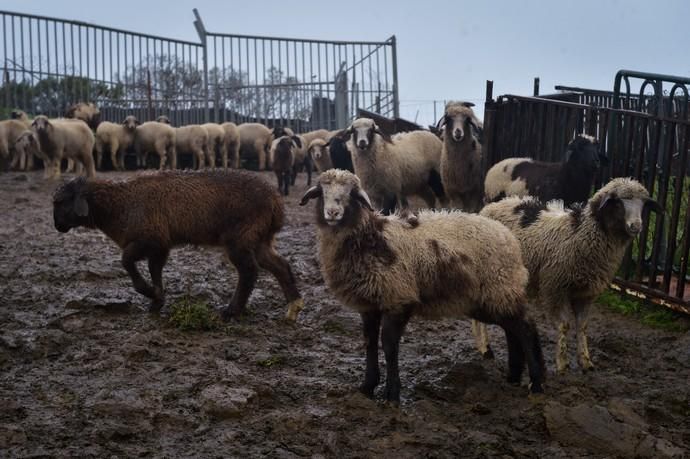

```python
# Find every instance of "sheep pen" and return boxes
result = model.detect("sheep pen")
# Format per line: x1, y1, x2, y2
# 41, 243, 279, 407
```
1, 169, 688, 457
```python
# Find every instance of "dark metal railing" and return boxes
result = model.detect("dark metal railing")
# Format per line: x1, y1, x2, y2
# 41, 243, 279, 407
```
484, 74, 690, 314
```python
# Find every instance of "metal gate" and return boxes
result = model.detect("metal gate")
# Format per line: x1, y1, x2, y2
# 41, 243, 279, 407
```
483, 71, 690, 314
0, 8, 399, 129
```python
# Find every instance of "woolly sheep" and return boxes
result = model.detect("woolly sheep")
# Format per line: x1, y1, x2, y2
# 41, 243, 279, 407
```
53, 169, 304, 321
438, 101, 484, 212
300, 169, 545, 402
484, 134, 608, 206
0, 110, 31, 165
155, 116, 208, 170
480, 177, 662, 372
65, 102, 101, 129
95, 120, 137, 170
132, 116, 176, 170
220, 122, 241, 169
31, 116, 96, 179
12, 130, 38, 171
270, 135, 302, 195
345, 118, 447, 214
201, 123, 225, 169
307, 138, 333, 172
237, 123, 273, 170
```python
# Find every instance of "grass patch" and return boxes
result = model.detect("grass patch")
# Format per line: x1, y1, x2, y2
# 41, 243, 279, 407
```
323, 319, 350, 336
597, 289, 689, 332
168, 295, 222, 332
256, 356, 284, 368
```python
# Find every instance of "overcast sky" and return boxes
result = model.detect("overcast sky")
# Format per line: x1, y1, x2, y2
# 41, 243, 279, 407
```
7, 0, 690, 125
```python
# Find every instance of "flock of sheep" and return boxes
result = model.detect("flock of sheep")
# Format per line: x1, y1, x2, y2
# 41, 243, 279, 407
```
3, 100, 662, 403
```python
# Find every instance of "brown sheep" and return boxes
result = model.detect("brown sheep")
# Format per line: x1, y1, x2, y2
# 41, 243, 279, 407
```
52, 169, 304, 321
65, 102, 101, 129
270, 136, 301, 195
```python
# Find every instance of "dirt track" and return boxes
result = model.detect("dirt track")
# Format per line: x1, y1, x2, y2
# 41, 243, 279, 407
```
1, 170, 688, 458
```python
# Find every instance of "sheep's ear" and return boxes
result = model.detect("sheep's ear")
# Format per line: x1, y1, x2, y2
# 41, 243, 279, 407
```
435, 116, 447, 131
644, 198, 664, 214
353, 188, 374, 211
299, 186, 322, 206
462, 101, 475, 108
373, 125, 392, 143
598, 194, 619, 212
291, 136, 302, 149
73, 195, 89, 217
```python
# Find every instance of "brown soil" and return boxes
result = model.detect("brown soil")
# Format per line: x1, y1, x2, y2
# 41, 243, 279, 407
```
1, 170, 688, 458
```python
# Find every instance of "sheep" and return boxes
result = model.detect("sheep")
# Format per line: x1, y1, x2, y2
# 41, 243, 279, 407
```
155, 116, 208, 170
52, 169, 304, 321
65, 102, 101, 129
325, 130, 355, 173
12, 130, 38, 171
201, 123, 225, 169
221, 122, 241, 169
480, 177, 662, 372
0, 110, 32, 166
270, 135, 301, 195
307, 138, 333, 173
300, 128, 330, 146
31, 116, 96, 179
95, 120, 137, 171
131, 116, 176, 170
299, 169, 545, 402
484, 134, 608, 206
438, 101, 484, 212
345, 117, 446, 214
237, 123, 273, 170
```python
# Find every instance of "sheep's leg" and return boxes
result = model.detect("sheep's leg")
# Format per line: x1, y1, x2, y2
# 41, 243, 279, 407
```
500, 315, 545, 393
27, 152, 34, 171
53, 157, 63, 179
502, 323, 525, 384
381, 193, 398, 215
147, 249, 169, 312
471, 320, 494, 359
222, 247, 259, 320
110, 139, 120, 171
574, 303, 594, 371
195, 147, 205, 170
359, 311, 382, 397
122, 242, 157, 302
256, 244, 303, 320
19, 151, 26, 171
305, 156, 313, 187
291, 165, 297, 186
556, 310, 571, 373
380, 310, 412, 403
258, 142, 267, 170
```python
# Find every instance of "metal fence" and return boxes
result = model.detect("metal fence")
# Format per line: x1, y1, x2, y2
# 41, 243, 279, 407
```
483, 71, 690, 314
0, 9, 398, 129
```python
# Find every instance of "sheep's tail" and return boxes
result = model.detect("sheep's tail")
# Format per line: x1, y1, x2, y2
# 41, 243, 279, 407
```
269, 196, 286, 237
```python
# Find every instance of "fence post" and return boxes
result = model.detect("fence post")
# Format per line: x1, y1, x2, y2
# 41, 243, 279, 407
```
193, 8, 209, 123
390, 35, 400, 119
533, 77, 540, 96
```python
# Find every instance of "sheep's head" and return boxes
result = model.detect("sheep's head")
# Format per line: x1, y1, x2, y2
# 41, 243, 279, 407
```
438, 101, 481, 143
32, 115, 52, 133
272, 126, 294, 139
346, 118, 391, 151
273, 136, 301, 164
566, 134, 608, 171
156, 115, 171, 125
300, 169, 374, 227
10, 110, 28, 122
590, 177, 662, 238
122, 115, 139, 131
53, 177, 90, 233
15, 131, 40, 157
66, 102, 100, 128
308, 139, 327, 161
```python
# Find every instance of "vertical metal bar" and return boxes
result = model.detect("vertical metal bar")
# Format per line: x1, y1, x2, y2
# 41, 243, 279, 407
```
2, 14, 8, 109
390, 35, 399, 119
12, 16, 17, 109
19, 16, 26, 111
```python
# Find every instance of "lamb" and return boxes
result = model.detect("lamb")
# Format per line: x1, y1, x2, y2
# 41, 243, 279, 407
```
0, 110, 32, 165
270, 135, 301, 195
95, 119, 137, 170
237, 123, 273, 170
484, 134, 608, 206
201, 123, 226, 168
156, 116, 208, 170
480, 177, 662, 372
345, 117, 446, 214
300, 128, 330, 146
221, 122, 241, 169
307, 138, 333, 172
31, 115, 96, 179
12, 130, 38, 171
65, 102, 101, 129
300, 170, 545, 402
132, 116, 176, 170
438, 101, 484, 212
52, 169, 304, 321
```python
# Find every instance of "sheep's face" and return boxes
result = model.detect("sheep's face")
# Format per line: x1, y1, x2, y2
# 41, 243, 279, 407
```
10, 110, 27, 121
443, 112, 478, 143
300, 170, 374, 227
15, 131, 39, 156
31, 115, 52, 133
309, 142, 326, 161
122, 116, 139, 131
156, 116, 170, 125
348, 118, 378, 151
53, 177, 90, 233
566, 136, 607, 170
594, 185, 662, 238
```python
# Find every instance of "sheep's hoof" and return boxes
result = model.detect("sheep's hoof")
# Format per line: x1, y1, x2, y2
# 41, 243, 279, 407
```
285, 298, 304, 322
528, 381, 544, 394
506, 374, 522, 386
148, 298, 164, 313
358, 383, 376, 399
482, 347, 495, 360
580, 363, 595, 373
221, 306, 244, 322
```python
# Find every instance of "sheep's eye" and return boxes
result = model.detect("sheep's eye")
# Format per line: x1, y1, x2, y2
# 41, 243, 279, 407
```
335, 198, 341, 205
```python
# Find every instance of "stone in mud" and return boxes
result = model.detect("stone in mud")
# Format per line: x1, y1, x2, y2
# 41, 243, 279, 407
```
200, 385, 256, 419
544, 401, 685, 457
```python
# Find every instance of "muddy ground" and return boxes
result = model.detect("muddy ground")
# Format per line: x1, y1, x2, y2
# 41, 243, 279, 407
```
0, 170, 688, 458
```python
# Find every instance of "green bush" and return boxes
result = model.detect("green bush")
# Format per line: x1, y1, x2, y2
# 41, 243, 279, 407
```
168, 296, 221, 331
